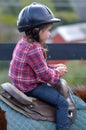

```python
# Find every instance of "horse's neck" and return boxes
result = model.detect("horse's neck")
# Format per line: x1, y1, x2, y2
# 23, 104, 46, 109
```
0, 108, 7, 130
72, 87, 86, 102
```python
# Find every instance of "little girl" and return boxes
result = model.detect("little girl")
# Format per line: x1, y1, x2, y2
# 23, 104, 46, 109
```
9, 2, 69, 130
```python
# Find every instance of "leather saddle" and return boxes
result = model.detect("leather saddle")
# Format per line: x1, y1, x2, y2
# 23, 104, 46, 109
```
0, 79, 76, 125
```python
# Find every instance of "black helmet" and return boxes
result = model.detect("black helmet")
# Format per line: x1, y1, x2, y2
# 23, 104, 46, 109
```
17, 2, 61, 32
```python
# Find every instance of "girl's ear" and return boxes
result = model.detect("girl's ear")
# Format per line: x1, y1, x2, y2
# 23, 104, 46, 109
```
31, 28, 40, 42
32, 28, 40, 35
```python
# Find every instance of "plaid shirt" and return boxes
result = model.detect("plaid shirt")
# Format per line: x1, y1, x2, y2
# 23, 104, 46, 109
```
9, 36, 60, 92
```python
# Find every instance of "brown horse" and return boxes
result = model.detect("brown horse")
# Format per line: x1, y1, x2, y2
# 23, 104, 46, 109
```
0, 108, 7, 130
0, 84, 86, 130
72, 87, 86, 102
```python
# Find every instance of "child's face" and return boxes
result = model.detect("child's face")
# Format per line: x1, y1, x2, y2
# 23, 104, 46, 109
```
39, 24, 52, 44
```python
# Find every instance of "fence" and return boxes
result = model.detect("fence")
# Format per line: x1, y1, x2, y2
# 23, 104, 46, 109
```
0, 43, 86, 60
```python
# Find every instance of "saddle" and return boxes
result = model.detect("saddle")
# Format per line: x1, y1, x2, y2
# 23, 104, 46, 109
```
0, 79, 76, 125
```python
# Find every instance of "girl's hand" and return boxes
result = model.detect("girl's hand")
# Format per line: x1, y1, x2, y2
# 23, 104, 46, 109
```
55, 64, 68, 76
55, 64, 67, 68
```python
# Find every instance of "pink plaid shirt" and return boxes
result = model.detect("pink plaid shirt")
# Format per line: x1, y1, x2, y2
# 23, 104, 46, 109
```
9, 36, 60, 92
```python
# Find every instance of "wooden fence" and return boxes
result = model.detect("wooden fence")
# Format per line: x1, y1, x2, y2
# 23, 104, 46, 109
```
0, 43, 86, 60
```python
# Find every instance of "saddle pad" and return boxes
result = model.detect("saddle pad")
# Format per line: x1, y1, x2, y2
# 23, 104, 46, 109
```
0, 94, 86, 130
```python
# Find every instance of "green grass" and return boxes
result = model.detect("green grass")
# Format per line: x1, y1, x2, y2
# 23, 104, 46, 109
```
56, 11, 78, 25
64, 60, 86, 87
0, 69, 10, 91
0, 69, 10, 83
0, 14, 17, 26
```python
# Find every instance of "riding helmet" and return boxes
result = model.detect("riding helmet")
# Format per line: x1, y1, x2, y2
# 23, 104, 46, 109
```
17, 2, 61, 32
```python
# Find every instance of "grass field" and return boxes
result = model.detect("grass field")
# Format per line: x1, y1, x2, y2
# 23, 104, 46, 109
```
0, 69, 11, 91
64, 60, 86, 87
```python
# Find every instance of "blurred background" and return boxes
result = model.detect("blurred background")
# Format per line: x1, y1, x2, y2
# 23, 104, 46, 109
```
0, 0, 86, 89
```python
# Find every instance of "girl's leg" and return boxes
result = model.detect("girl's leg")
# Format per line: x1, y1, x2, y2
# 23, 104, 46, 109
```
25, 84, 69, 130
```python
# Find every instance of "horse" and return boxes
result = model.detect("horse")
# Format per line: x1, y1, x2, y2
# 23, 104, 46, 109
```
72, 87, 86, 102
0, 107, 7, 130
0, 90, 86, 130
0, 79, 86, 130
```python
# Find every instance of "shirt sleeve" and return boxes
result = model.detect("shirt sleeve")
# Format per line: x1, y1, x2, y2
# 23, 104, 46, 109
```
27, 44, 60, 85
48, 64, 56, 69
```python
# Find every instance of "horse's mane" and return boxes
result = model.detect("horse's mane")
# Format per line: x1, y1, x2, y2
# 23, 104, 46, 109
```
0, 108, 7, 130
72, 87, 86, 102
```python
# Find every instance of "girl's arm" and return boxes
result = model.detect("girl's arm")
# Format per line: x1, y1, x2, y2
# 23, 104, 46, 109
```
27, 45, 60, 85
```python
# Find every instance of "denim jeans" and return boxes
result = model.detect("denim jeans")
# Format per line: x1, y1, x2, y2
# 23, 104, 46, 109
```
25, 84, 69, 130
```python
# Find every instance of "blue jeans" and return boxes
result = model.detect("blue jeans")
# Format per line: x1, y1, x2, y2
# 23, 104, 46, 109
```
25, 84, 69, 130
